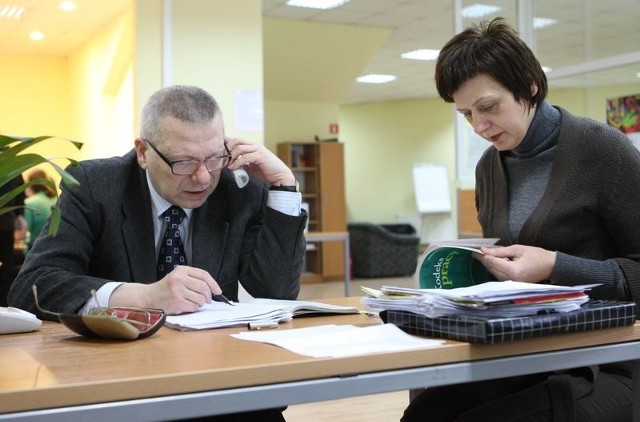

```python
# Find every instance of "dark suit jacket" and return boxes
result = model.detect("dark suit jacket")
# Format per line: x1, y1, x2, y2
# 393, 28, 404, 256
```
8, 150, 306, 317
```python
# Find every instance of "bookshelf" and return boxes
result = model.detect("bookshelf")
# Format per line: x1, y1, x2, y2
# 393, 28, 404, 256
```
277, 141, 347, 282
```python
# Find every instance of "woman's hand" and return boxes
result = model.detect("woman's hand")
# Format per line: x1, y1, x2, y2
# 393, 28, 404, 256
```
476, 244, 556, 283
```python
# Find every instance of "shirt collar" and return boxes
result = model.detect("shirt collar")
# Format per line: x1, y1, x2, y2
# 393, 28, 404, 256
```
145, 172, 193, 220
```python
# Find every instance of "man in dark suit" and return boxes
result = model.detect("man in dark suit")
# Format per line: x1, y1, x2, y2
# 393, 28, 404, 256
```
9, 85, 306, 421
9, 85, 305, 319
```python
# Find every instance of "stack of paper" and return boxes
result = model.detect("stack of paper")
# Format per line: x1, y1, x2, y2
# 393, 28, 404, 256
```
165, 298, 359, 331
362, 281, 599, 318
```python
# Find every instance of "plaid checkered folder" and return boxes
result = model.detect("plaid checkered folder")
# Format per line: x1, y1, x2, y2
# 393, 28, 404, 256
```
380, 300, 637, 344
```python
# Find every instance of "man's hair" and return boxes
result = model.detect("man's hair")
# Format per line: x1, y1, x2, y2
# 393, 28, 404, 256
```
140, 85, 221, 142
435, 17, 547, 110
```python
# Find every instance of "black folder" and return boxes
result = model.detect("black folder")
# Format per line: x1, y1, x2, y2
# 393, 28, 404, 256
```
380, 300, 637, 344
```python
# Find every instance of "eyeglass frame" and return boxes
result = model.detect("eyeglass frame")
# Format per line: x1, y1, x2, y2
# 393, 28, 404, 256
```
31, 284, 166, 336
143, 138, 233, 175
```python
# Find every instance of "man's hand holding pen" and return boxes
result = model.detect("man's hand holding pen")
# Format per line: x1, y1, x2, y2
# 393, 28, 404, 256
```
213, 293, 234, 306
110, 265, 233, 315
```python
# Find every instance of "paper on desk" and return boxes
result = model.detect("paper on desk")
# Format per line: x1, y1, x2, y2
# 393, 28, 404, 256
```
380, 280, 600, 300
164, 298, 359, 331
363, 281, 599, 318
429, 281, 601, 300
231, 324, 444, 358
165, 302, 292, 330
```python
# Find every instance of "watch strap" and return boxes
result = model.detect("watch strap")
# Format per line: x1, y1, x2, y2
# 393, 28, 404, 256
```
269, 180, 299, 192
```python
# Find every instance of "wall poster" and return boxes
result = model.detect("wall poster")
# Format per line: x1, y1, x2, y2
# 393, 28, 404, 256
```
606, 93, 640, 150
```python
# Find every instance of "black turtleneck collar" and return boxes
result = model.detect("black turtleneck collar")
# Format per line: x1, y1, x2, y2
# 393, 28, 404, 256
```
509, 101, 561, 158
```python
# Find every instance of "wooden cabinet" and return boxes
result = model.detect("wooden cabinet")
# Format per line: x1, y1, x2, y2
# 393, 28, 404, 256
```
458, 189, 482, 237
277, 142, 346, 282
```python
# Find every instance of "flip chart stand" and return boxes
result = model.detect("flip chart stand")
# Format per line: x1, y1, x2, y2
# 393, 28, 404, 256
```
412, 163, 452, 240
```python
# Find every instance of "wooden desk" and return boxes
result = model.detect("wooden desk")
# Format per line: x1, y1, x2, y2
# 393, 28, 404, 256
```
1, 298, 640, 421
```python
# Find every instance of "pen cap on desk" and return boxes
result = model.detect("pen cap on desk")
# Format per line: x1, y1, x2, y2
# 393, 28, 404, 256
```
417, 247, 492, 289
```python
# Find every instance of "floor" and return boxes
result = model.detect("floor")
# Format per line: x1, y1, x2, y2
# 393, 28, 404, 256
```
283, 390, 410, 422
283, 275, 417, 422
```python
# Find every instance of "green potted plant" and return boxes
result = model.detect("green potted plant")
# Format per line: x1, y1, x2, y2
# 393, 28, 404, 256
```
0, 135, 82, 236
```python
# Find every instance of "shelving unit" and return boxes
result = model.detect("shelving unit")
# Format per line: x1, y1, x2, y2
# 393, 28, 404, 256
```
277, 141, 346, 283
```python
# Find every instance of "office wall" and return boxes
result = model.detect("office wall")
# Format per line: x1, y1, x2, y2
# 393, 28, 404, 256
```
262, 17, 389, 151
264, 100, 339, 151
0, 55, 70, 139
0, 55, 74, 183
68, 9, 135, 160
135, 0, 264, 143
340, 97, 457, 241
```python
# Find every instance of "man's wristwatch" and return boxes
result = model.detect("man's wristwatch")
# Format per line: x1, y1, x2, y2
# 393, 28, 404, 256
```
269, 180, 300, 192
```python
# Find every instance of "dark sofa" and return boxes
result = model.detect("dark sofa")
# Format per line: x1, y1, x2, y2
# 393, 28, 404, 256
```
347, 222, 420, 278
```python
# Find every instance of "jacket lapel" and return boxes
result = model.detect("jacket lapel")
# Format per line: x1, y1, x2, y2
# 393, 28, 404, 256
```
191, 189, 229, 279
122, 166, 157, 282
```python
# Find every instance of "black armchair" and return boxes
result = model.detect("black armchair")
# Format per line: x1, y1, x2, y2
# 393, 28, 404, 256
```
348, 222, 420, 278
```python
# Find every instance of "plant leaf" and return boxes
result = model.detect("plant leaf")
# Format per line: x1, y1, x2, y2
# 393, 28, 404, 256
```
0, 135, 83, 237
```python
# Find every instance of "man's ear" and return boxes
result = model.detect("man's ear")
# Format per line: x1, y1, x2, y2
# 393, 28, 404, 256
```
134, 138, 148, 169
531, 82, 538, 97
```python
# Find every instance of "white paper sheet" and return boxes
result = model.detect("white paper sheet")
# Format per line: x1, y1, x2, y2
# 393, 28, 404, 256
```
231, 324, 444, 358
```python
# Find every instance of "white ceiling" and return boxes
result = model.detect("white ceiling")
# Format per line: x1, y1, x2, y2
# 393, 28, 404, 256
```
1, 0, 639, 104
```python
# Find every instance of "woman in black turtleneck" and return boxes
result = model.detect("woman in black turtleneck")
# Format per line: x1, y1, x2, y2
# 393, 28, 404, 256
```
402, 17, 640, 422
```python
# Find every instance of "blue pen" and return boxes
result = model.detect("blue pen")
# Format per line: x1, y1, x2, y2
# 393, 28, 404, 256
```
213, 293, 234, 306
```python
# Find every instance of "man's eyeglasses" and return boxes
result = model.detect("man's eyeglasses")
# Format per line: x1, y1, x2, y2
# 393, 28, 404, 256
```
32, 285, 166, 340
144, 139, 232, 175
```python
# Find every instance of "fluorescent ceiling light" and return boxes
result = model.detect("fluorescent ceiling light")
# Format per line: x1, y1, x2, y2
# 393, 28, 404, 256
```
29, 31, 44, 41
286, 0, 351, 10
533, 17, 558, 29
462, 4, 502, 19
401, 49, 440, 61
0, 4, 25, 19
542, 66, 552, 73
59, 1, 77, 12
357, 74, 396, 84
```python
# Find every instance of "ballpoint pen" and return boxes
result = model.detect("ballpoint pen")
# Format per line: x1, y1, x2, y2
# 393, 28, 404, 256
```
213, 293, 234, 306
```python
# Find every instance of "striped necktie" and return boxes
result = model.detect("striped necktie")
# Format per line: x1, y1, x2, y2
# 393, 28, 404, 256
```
157, 205, 187, 279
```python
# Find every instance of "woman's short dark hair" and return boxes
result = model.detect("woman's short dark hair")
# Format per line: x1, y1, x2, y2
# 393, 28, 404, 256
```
435, 17, 547, 110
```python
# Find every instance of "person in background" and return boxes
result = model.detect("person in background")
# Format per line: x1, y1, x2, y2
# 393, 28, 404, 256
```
23, 169, 57, 252
0, 173, 25, 306
402, 17, 640, 421
9, 85, 306, 422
